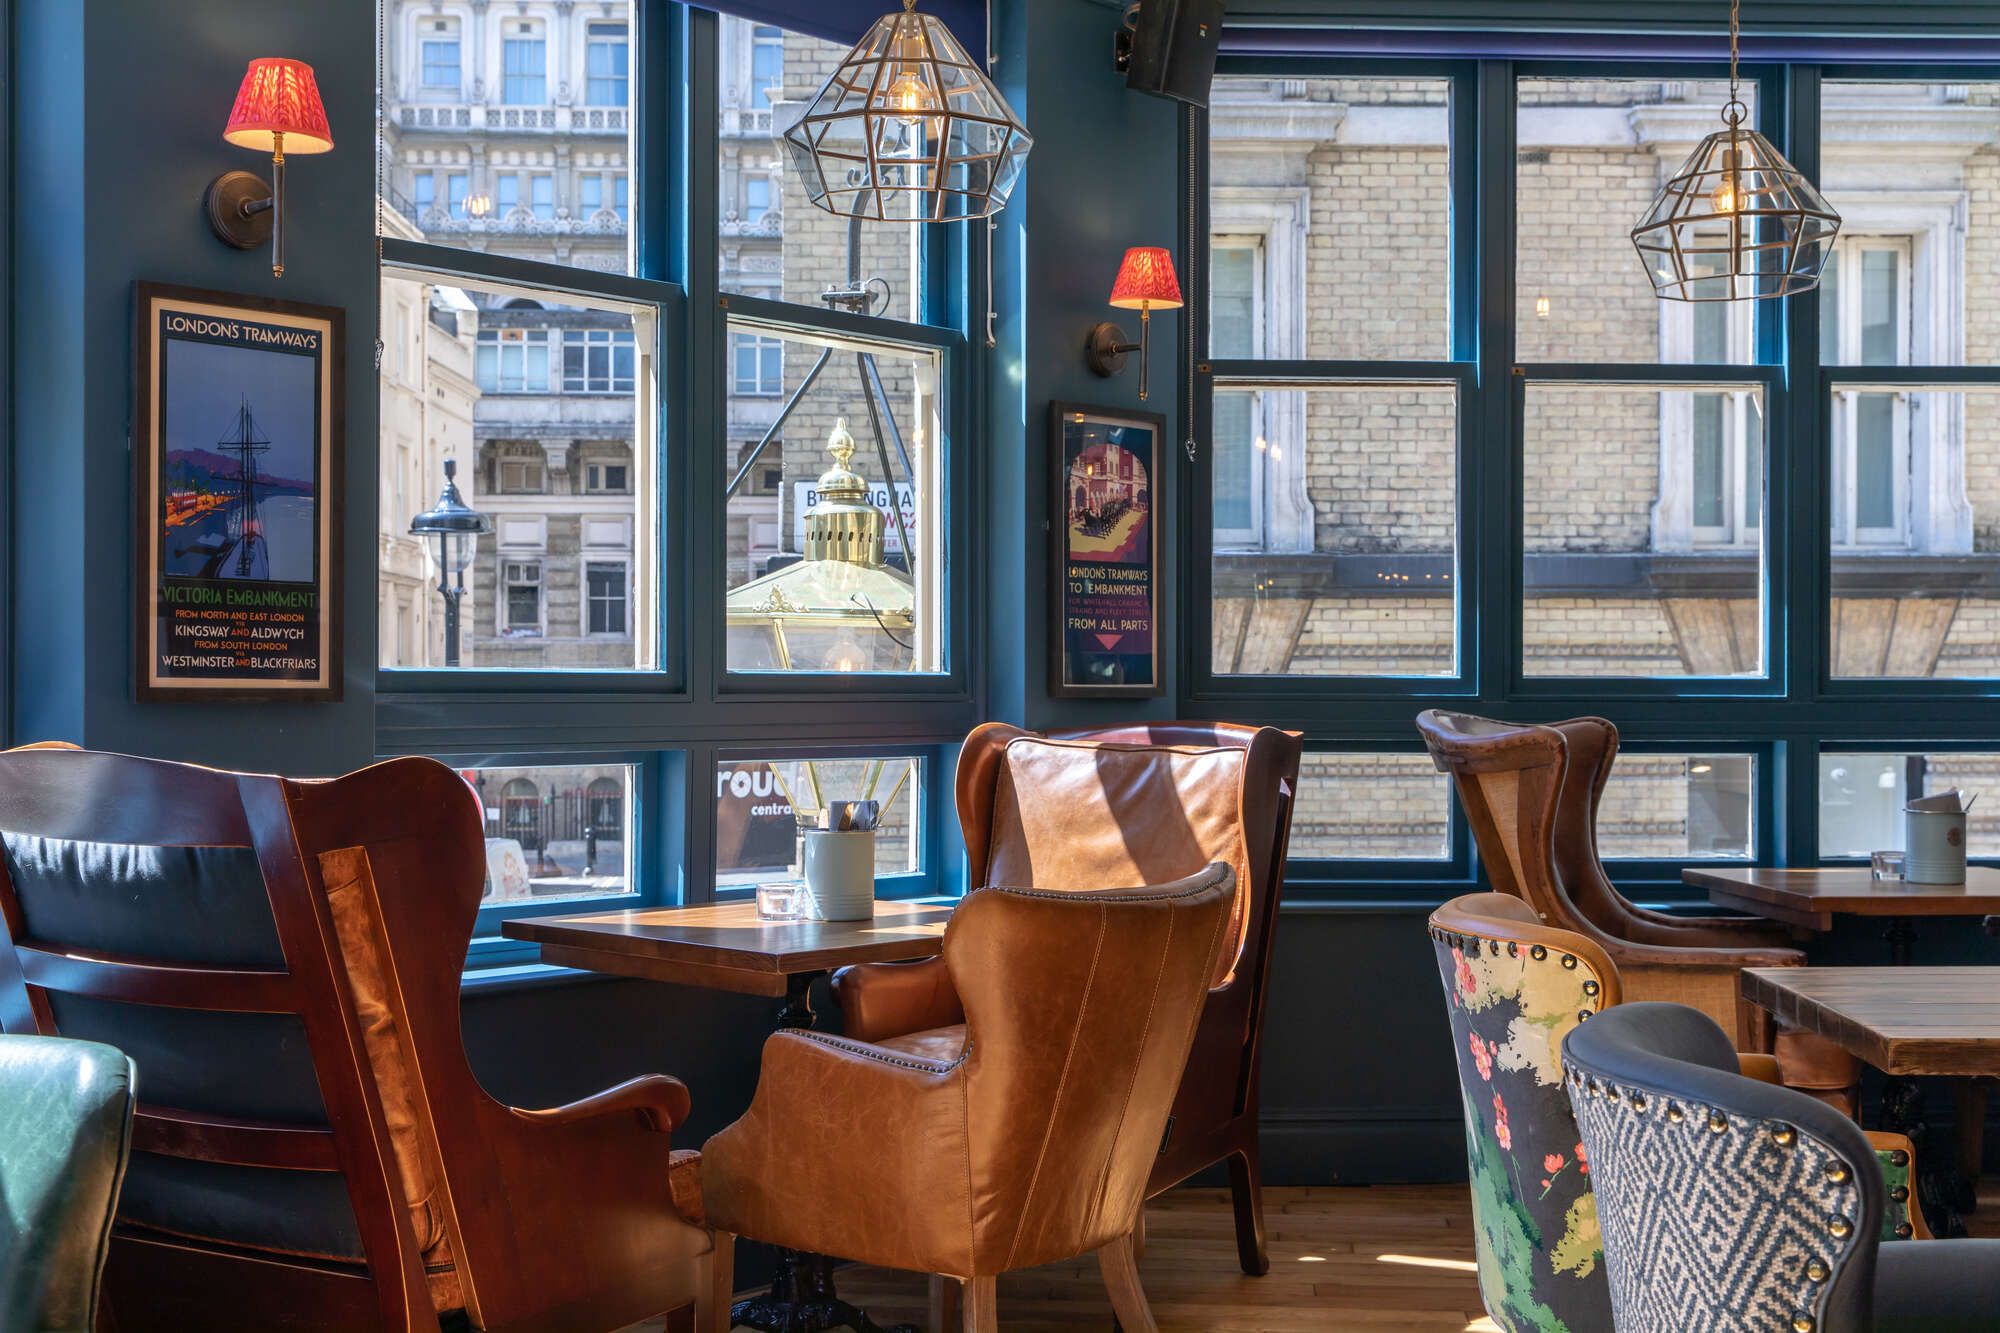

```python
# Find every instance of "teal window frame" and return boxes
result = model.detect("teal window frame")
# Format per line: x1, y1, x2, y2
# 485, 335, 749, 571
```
377, 5, 982, 974
1187, 56, 2000, 903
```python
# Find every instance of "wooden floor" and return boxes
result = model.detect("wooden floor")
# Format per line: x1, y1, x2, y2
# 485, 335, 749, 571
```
727, 1185, 1494, 1333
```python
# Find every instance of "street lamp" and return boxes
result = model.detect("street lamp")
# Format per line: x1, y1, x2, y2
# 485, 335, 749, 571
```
408, 458, 491, 668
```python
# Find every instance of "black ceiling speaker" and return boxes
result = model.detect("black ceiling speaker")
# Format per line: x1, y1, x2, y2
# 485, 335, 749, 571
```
1116, 0, 1228, 109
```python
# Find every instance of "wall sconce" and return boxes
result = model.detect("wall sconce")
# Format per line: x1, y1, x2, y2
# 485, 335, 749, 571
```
203, 58, 334, 278
1086, 246, 1183, 401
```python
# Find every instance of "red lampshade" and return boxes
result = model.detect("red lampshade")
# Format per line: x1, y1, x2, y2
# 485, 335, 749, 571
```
224, 59, 334, 155
1108, 247, 1183, 311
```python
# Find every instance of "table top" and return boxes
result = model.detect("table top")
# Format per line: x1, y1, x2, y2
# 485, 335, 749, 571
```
1742, 967, 2000, 1077
501, 899, 954, 997
1684, 865, 2000, 931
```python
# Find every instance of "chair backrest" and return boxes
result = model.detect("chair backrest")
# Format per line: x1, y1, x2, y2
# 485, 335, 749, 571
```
0, 1034, 135, 1333
949, 864, 1235, 1274
958, 721, 1302, 993
1562, 1002, 1881, 1333
1428, 892, 1617, 1333
0, 747, 493, 1330
1546, 716, 1668, 942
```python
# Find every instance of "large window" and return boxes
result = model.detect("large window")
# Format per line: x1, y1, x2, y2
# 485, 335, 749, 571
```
377, 4, 965, 956
1197, 56, 2000, 894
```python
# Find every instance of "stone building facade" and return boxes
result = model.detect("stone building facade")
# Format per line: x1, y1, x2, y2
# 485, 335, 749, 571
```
1211, 76, 2000, 860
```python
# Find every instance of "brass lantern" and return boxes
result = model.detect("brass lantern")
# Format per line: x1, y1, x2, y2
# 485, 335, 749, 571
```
726, 420, 917, 673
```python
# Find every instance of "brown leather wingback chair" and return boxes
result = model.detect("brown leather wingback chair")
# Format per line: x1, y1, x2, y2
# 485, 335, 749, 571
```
1415, 710, 1799, 1051
701, 865, 1238, 1333
0, 745, 716, 1333
831, 721, 1303, 1276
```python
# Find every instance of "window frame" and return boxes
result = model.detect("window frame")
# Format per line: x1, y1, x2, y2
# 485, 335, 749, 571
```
375, 7, 981, 963
1186, 56, 2000, 901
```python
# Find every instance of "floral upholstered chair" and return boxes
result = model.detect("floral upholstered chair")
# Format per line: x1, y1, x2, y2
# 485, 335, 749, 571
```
1431, 892, 1621, 1333
1432, 894, 1933, 1333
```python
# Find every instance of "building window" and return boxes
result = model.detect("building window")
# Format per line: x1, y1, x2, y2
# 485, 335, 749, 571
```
531, 173, 554, 222
447, 171, 468, 218
581, 175, 603, 217
503, 560, 543, 634
1824, 238, 1915, 547
497, 455, 546, 494
564, 329, 637, 393
586, 562, 629, 636
1598, 754, 1755, 860
420, 29, 461, 91
715, 756, 924, 888
732, 332, 783, 396
1209, 243, 1262, 550
615, 175, 629, 225
586, 21, 630, 107
743, 177, 771, 224
476, 328, 553, 393
496, 174, 520, 216
586, 461, 630, 494
751, 25, 784, 108
502, 29, 547, 105
412, 172, 435, 217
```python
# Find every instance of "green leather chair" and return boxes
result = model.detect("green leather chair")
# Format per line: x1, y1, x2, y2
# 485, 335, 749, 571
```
0, 1034, 136, 1333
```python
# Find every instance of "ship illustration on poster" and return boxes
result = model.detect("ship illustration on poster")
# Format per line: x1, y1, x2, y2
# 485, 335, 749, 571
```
164, 396, 316, 583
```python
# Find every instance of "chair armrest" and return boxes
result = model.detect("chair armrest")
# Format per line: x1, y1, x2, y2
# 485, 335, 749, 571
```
831, 955, 963, 1043
509, 1073, 691, 1135
1598, 938, 1804, 970
1617, 910, 1798, 951
1736, 1052, 1782, 1084
1866, 1131, 1931, 1241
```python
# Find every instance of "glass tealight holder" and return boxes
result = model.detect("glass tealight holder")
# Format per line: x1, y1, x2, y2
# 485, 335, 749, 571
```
1870, 850, 1905, 882
756, 879, 807, 921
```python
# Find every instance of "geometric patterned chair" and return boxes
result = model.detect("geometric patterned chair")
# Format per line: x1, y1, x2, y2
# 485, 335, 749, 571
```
1563, 1002, 2000, 1333
1431, 894, 1931, 1333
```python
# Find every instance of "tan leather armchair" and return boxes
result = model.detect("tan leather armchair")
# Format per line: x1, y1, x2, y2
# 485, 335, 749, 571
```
701, 865, 1237, 1333
832, 720, 1303, 1276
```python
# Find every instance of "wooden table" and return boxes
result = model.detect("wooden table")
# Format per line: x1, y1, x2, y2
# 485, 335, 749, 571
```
1685, 866, 2000, 963
504, 899, 953, 1333
1742, 967, 2000, 1078
1743, 966, 2000, 1236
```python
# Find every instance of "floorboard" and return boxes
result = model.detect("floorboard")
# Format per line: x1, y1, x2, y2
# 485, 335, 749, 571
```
716, 1185, 1494, 1333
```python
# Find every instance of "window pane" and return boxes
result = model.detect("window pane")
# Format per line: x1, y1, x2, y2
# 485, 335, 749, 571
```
718, 18, 918, 323
1819, 752, 2000, 857
1598, 753, 1754, 859
715, 756, 922, 887
1289, 754, 1450, 859
1211, 384, 1457, 677
1830, 386, 2000, 677
1208, 76, 1450, 360
1518, 79, 1756, 364
379, 270, 656, 670
464, 763, 635, 905
382, 1, 632, 276
1523, 383, 1767, 678
1819, 81, 2000, 367
723, 320, 943, 675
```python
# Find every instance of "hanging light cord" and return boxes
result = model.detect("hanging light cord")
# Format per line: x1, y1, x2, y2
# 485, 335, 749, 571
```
1722, 0, 1745, 130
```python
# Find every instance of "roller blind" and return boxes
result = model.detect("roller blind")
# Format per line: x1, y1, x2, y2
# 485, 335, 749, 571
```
687, 0, 986, 54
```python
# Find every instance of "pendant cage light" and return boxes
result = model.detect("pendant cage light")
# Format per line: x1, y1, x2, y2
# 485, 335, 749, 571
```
782, 0, 1032, 222
1629, 0, 1840, 301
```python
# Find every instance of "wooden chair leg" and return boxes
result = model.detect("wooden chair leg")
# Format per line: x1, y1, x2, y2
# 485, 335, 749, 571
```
701, 1231, 736, 1333
962, 1276, 998, 1333
928, 1273, 961, 1331
1097, 1231, 1158, 1333
1228, 1146, 1271, 1276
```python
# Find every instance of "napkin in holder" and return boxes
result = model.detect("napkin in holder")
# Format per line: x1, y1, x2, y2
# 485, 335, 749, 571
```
1905, 789, 1971, 885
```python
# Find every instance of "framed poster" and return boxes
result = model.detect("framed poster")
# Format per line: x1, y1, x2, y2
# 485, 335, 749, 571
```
134, 282, 344, 700
1050, 402, 1164, 697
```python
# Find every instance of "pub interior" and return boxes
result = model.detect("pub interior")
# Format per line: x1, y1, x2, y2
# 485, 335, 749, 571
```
9, 0, 2000, 1329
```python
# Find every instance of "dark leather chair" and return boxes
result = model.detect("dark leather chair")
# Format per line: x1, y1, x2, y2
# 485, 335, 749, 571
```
1564, 1003, 1998, 1333
0, 1034, 135, 1332
0, 746, 716, 1333
1429, 894, 1927, 1333
832, 720, 1303, 1275
1417, 710, 1801, 1051
702, 865, 1237, 1333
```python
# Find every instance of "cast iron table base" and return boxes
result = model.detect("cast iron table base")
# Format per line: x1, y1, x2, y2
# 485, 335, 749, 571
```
729, 972, 916, 1333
